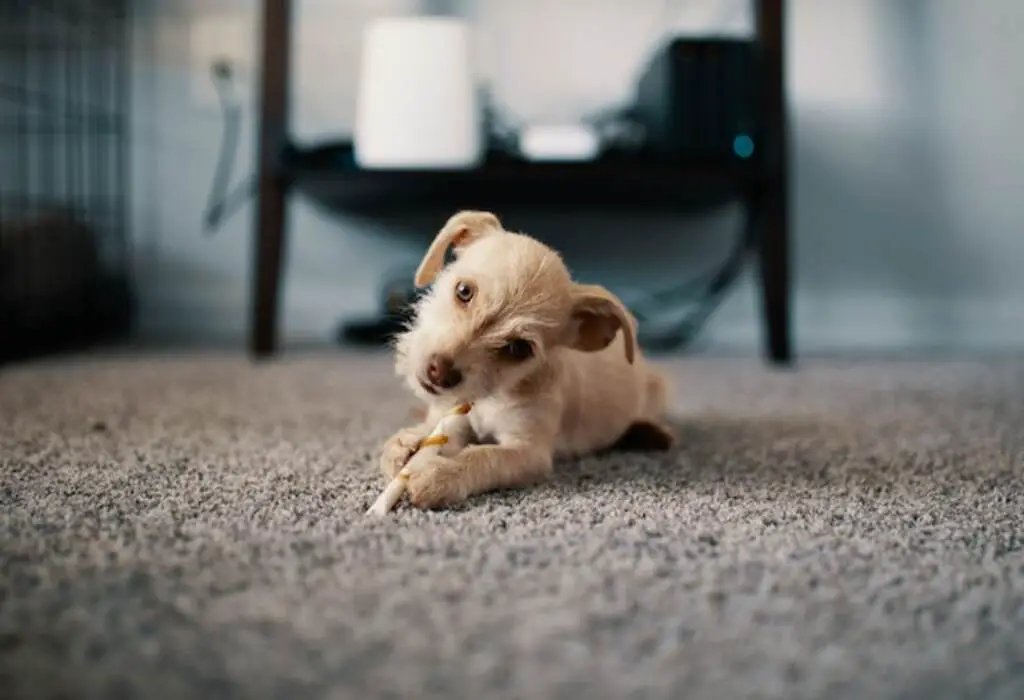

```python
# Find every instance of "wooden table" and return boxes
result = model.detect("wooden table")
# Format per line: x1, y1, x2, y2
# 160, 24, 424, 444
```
249, 0, 792, 365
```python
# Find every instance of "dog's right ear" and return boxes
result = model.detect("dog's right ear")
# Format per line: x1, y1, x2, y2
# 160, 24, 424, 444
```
413, 210, 502, 287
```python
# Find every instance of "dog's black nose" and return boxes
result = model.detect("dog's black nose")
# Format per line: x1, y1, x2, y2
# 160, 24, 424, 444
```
426, 355, 462, 389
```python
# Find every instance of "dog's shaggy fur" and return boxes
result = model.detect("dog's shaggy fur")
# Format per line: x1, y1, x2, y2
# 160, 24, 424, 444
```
380, 211, 674, 508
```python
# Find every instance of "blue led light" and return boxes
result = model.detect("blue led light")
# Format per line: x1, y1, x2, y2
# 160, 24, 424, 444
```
733, 133, 755, 159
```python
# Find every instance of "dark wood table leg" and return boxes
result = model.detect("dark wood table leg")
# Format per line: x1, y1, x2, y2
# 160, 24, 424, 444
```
251, 0, 292, 359
754, 179, 792, 365
755, 0, 793, 366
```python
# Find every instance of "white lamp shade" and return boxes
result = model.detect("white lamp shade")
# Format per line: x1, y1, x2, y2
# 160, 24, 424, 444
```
353, 17, 483, 170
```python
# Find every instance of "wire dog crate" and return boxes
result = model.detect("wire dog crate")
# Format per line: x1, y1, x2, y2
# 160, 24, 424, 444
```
0, 0, 134, 362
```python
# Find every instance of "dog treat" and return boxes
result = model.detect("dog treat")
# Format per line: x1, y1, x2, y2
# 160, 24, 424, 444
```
367, 403, 472, 515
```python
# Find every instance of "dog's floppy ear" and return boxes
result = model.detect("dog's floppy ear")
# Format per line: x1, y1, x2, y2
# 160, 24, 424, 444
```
413, 210, 502, 287
565, 283, 637, 364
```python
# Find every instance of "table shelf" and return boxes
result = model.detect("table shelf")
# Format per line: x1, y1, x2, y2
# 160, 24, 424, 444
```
283, 140, 763, 216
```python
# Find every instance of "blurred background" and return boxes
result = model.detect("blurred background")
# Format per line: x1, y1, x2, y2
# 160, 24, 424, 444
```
3, 0, 1023, 362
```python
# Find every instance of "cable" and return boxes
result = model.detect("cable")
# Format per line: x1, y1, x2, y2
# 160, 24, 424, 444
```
630, 205, 753, 351
202, 59, 256, 234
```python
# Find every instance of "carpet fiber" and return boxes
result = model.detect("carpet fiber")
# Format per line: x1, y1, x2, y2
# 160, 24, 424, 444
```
2, 352, 1023, 700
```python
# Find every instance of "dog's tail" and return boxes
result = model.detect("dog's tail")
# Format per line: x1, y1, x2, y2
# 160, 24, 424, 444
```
643, 366, 671, 419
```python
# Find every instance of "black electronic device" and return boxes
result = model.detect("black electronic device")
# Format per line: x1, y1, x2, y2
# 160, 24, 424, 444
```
633, 37, 760, 163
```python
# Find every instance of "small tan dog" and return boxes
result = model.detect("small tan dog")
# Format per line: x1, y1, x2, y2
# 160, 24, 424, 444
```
380, 210, 674, 509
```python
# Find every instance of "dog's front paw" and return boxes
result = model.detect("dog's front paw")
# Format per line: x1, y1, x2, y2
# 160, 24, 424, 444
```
379, 427, 426, 479
406, 456, 469, 509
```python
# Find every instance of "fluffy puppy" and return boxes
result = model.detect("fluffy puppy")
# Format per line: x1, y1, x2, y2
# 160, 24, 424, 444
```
381, 210, 674, 508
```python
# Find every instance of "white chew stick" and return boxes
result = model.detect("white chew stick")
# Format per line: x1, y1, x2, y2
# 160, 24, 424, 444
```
367, 404, 472, 516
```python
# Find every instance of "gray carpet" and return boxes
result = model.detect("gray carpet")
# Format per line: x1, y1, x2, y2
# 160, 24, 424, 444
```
2, 352, 1023, 700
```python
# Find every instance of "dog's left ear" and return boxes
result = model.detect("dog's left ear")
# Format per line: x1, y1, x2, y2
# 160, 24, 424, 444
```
414, 210, 502, 287
565, 283, 637, 364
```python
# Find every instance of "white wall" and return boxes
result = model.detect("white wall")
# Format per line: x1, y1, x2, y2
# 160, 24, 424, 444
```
129, 0, 1024, 354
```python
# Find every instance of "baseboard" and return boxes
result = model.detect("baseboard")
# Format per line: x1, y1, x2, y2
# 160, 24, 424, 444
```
702, 295, 1024, 354
133, 284, 1024, 355
132, 280, 356, 345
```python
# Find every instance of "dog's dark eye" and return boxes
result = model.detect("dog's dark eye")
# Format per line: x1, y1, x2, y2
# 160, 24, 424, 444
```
454, 280, 475, 304
500, 338, 534, 362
